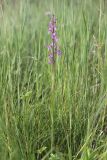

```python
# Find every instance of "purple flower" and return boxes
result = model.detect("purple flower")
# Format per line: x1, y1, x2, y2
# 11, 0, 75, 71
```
51, 33, 56, 39
47, 15, 62, 64
48, 53, 53, 58
54, 37, 58, 42
47, 45, 51, 51
48, 54, 55, 64
56, 50, 62, 56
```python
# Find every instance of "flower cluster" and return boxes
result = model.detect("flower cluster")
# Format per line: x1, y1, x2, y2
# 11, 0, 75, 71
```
48, 15, 62, 64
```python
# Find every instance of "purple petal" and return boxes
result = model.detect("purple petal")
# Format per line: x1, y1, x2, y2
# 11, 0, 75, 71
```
54, 37, 58, 42
51, 33, 57, 39
47, 45, 52, 51
57, 50, 62, 56
54, 26, 56, 31
48, 53, 53, 59
50, 42, 56, 48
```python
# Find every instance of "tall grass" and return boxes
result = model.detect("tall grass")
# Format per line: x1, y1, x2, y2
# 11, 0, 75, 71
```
0, 0, 107, 159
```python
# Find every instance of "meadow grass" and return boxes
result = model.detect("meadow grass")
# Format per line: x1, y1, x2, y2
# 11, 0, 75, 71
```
0, 0, 107, 159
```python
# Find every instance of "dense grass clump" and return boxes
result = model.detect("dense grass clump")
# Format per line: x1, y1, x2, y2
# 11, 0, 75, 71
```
0, 0, 107, 159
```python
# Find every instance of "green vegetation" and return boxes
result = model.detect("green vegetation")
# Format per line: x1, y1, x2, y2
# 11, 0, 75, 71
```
0, 0, 107, 159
